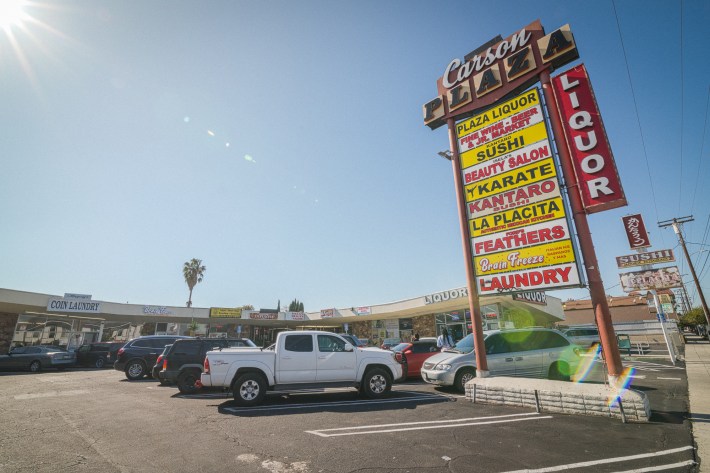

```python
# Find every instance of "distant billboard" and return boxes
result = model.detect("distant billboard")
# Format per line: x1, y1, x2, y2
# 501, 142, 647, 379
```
621, 214, 651, 249
616, 249, 675, 269
619, 266, 683, 292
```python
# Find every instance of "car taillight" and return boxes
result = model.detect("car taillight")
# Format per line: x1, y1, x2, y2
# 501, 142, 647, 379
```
117, 348, 124, 357
156, 355, 163, 364
203, 357, 210, 374
163, 358, 168, 370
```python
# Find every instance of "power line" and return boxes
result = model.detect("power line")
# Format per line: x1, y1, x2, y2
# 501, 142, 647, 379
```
678, 0, 684, 215
690, 86, 710, 214
611, 0, 661, 223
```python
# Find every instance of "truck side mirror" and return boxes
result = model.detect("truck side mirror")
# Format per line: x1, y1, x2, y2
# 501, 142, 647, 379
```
343, 343, 354, 352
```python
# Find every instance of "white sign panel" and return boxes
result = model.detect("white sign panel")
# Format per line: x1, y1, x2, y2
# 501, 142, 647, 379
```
48, 298, 101, 313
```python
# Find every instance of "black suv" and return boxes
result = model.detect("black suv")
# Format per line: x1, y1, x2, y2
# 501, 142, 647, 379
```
76, 342, 125, 368
160, 338, 256, 393
114, 335, 192, 380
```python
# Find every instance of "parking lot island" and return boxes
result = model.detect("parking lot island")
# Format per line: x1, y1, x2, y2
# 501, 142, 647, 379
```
465, 376, 651, 422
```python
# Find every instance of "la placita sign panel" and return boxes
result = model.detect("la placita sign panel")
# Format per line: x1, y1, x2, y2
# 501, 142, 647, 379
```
457, 88, 581, 294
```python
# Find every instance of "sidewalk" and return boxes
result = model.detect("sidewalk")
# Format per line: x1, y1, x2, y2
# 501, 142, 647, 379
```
684, 334, 710, 471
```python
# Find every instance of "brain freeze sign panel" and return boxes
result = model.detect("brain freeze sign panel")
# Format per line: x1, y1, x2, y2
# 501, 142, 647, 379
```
457, 88, 581, 294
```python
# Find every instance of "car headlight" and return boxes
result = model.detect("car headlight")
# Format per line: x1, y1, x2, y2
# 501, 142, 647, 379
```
436, 363, 452, 371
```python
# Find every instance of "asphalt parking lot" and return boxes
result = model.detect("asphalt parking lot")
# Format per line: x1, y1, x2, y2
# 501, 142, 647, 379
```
0, 359, 697, 473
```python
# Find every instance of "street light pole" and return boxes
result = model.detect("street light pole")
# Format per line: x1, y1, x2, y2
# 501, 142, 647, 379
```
659, 216, 710, 327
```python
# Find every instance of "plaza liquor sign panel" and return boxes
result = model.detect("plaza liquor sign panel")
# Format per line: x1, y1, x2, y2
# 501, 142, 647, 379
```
424, 21, 578, 130
457, 88, 581, 294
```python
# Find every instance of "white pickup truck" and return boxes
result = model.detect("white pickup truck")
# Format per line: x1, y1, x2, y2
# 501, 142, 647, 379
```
201, 330, 405, 406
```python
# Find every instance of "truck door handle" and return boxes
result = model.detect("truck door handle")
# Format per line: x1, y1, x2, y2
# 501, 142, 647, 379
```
318, 356, 327, 359
505, 357, 514, 362
515, 357, 523, 361
281, 356, 292, 360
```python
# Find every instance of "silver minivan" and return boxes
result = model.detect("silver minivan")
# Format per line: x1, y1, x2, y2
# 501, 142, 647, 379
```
420, 328, 582, 392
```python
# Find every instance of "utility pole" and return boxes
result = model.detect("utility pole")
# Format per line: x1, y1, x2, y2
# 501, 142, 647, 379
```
658, 216, 710, 327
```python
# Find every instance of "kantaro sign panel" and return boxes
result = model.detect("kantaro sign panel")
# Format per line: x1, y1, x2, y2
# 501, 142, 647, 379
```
457, 88, 581, 294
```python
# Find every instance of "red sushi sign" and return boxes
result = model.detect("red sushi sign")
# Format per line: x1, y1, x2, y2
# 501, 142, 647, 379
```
551, 64, 627, 213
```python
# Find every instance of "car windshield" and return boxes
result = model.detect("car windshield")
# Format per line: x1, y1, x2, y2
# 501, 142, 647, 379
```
452, 334, 475, 353
391, 343, 410, 352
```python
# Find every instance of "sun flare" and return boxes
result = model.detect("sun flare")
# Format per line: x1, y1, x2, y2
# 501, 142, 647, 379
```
0, 0, 28, 32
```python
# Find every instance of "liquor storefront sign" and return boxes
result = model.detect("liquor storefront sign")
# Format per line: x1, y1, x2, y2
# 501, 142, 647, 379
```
457, 88, 581, 294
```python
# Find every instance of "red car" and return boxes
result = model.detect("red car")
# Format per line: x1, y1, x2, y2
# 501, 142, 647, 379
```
391, 340, 440, 378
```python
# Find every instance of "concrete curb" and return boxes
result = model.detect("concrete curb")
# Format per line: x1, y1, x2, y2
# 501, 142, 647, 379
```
465, 377, 651, 422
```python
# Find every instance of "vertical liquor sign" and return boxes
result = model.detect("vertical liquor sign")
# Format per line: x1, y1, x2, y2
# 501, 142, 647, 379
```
456, 88, 582, 294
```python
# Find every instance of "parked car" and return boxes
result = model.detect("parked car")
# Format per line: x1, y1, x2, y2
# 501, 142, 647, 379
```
561, 327, 600, 348
76, 342, 125, 368
421, 328, 582, 392
152, 344, 173, 382
391, 340, 440, 378
0, 345, 76, 372
380, 338, 401, 350
340, 334, 366, 348
160, 338, 257, 393
114, 335, 192, 380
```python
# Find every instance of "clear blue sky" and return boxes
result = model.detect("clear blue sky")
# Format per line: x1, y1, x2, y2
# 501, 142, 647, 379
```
1, 0, 709, 313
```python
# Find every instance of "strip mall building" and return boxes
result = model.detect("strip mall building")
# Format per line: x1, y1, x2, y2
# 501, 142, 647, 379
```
0, 287, 565, 352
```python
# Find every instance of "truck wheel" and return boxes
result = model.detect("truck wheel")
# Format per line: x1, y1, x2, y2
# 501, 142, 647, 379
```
29, 360, 42, 373
232, 373, 266, 406
94, 358, 105, 369
125, 360, 146, 380
455, 368, 475, 393
362, 368, 392, 399
177, 370, 201, 394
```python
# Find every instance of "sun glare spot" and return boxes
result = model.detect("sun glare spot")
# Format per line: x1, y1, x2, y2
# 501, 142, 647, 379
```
244, 154, 255, 163
207, 130, 215, 136
0, 0, 28, 32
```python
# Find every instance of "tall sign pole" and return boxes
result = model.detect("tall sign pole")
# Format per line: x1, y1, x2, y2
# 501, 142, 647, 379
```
540, 70, 624, 382
659, 216, 710, 327
446, 118, 489, 376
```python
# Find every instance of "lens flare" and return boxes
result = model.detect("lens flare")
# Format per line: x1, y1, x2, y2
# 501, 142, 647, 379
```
608, 366, 636, 408
0, 0, 28, 32
573, 344, 601, 383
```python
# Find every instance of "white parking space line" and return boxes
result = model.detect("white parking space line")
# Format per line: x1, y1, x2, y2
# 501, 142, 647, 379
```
223, 392, 451, 414
610, 459, 696, 472
14, 389, 89, 400
306, 412, 551, 437
499, 445, 694, 473
656, 377, 682, 381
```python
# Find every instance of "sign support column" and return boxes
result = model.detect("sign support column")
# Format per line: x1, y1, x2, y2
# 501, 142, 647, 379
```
446, 117, 489, 377
540, 70, 624, 383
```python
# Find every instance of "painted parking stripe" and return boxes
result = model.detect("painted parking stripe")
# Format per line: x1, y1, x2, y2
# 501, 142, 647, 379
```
14, 389, 89, 400
611, 459, 696, 472
307, 412, 551, 437
656, 377, 682, 381
223, 392, 451, 414
499, 445, 694, 473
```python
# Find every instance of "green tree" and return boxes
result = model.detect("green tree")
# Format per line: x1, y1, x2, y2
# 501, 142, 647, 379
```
289, 299, 304, 312
679, 307, 707, 327
183, 258, 206, 308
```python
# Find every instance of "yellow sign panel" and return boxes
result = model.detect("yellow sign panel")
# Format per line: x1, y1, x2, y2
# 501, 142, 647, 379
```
469, 197, 566, 238
456, 89, 541, 139
465, 157, 557, 202
461, 121, 549, 169
474, 240, 576, 277
209, 307, 243, 318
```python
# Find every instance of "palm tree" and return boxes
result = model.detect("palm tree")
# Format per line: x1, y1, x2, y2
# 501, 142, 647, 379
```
183, 258, 206, 308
